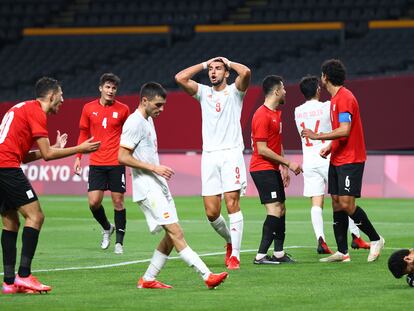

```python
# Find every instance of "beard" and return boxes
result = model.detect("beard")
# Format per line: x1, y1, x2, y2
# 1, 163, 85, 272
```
211, 78, 224, 87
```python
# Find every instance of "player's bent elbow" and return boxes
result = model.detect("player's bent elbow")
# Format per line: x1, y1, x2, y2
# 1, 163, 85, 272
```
174, 73, 184, 84
242, 68, 251, 79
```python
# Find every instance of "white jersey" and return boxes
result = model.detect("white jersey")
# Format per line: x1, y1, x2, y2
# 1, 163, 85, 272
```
294, 99, 331, 168
120, 110, 170, 202
194, 83, 245, 152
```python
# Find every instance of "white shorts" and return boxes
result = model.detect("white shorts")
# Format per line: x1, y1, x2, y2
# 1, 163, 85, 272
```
137, 186, 179, 234
201, 148, 247, 196
303, 165, 328, 197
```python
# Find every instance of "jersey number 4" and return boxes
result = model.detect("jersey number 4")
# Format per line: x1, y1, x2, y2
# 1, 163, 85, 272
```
102, 117, 107, 129
299, 120, 325, 146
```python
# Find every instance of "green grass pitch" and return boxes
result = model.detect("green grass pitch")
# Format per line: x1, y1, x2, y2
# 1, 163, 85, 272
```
1, 196, 413, 310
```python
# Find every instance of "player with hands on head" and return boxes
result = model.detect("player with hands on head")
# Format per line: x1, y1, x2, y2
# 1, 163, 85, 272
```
175, 56, 251, 270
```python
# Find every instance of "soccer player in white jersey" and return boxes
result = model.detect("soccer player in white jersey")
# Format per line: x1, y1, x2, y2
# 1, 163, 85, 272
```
175, 57, 251, 270
118, 82, 228, 289
295, 76, 370, 254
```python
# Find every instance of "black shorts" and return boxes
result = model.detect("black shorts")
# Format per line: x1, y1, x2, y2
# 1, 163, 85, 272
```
328, 162, 364, 198
0, 168, 38, 214
250, 170, 285, 204
88, 165, 126, 193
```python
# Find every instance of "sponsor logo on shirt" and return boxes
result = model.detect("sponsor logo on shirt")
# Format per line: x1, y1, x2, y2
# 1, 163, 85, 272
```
92, 112, 98, 116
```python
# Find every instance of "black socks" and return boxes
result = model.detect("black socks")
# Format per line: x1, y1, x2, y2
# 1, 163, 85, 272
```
114, 209, 126, 244
91, 205, 111, 231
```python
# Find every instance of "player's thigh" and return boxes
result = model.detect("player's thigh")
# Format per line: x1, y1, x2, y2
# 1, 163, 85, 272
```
250, 170, 286, 204
88, 166, 109, 192
336, 163, 364, 198
201, 151, 221, 196
107, 165, 126, 193
137, 187, 178, 234
303, 166, 326, 197
221, 148, 247, 195
328, 164, 339, 195
0, 168, 39, 214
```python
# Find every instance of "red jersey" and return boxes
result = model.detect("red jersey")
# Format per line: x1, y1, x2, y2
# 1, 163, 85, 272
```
250, 105, 282, 172
77, 99, 130, 165
0, 100, 48, 168
330, 87, 366, 165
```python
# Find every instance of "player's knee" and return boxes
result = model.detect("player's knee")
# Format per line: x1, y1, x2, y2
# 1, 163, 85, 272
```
339, 200, 353, 212
28, 211, 44, 227
205, 209, 220, 221
112, 199, 124, 210
89, 200, 102, 210
168, 228, 184, 242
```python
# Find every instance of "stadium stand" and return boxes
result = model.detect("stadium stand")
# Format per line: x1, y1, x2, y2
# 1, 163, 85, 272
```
0, 0, 413, 101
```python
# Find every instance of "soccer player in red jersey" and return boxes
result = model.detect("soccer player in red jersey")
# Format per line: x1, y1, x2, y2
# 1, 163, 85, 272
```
74, 73, 130, 254
302, 59, 384, 263
250, 75, 302, 265
0, 77, 100, 294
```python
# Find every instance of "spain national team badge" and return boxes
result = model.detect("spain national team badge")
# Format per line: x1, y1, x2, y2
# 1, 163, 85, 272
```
112, 112, 118, 118
163, 212, 170, 219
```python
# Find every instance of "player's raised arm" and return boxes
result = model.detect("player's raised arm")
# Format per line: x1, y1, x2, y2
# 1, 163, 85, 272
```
175, 65, 202, 96
219, 57, 251, 92
175, 57, 219, 96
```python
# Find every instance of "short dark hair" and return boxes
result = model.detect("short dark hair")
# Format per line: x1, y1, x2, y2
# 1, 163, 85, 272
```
321, 59, 346, 86
262, 75, 283, 97
299, 75, 319, 100
388, 249, 410, 278
209, 58, 230, 72
140, 82, 167, 101
99, 73, 121, 87
35, 77, 61, 98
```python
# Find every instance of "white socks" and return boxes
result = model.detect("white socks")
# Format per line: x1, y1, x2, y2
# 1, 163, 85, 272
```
229, 211, 243, 259
348, 217, 361, 237
143, 249, 168, 281
311, 206, 325, 241
209, 214, 231, 243
179, 246, 211, 281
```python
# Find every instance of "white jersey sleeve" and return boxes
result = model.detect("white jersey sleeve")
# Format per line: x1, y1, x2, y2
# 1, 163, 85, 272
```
294, 100, 331, 168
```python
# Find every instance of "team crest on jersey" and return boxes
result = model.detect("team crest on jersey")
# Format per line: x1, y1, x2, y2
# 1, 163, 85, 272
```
112, 112, 118, 118
163, 212, 170, 219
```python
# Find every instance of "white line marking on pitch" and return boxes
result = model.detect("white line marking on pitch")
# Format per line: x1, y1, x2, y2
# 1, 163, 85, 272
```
0, 245, 403, 275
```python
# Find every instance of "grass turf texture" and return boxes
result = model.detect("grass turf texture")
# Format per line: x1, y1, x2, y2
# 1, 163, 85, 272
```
1, 196, 413, 310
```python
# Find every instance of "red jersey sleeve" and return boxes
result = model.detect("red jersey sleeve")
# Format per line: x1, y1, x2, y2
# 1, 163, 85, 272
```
336, 92, 355, 116
252, 113, 270, 141
76, 105, 91, 159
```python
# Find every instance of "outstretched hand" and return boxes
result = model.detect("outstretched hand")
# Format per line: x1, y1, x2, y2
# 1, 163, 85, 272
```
79, 137, 100, 154
54, 130, 68, 148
